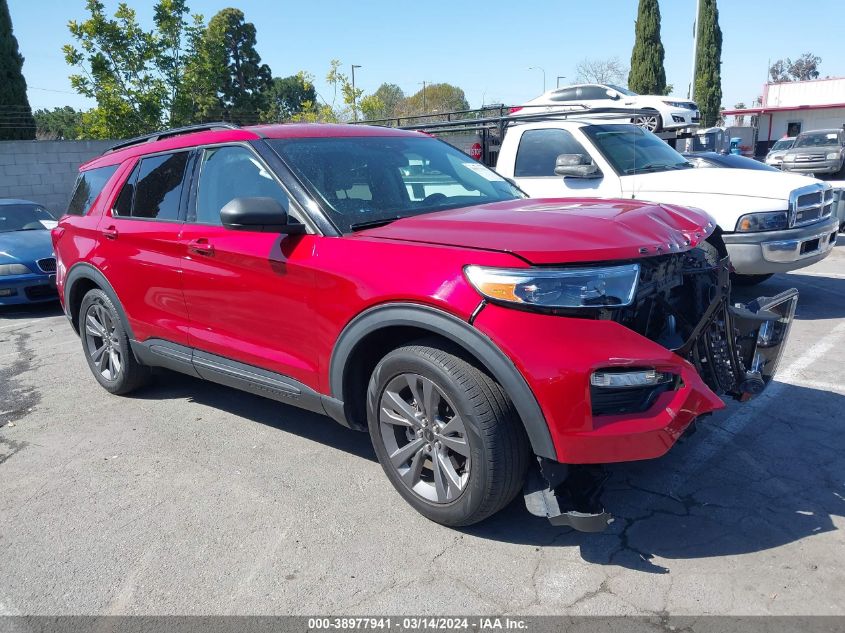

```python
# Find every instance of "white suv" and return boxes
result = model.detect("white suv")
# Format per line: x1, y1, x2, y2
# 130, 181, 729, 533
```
513, 84, 700, 133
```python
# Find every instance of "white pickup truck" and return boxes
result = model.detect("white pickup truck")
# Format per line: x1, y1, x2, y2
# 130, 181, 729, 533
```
493, 120, 839, 283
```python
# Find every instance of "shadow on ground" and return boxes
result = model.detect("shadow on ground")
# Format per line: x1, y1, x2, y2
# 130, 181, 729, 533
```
731, 272, 845, 321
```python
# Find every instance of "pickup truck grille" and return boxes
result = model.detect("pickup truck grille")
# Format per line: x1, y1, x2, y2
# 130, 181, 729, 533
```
791, 185, 835, 227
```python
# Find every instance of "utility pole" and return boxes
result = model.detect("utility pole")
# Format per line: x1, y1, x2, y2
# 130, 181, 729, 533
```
351, 64, 362, 121
420, 81, 427, 111
529, 66, 546, 93
556, 75, 566, 89
689, 0, 701, 99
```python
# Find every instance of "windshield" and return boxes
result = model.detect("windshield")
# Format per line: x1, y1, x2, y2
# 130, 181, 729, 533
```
606, 84, 637, 97
794, 132, 841, 148
0, 204, 55, 233
269, 136, 523, 232
582, 124, 693, 175
770, 139, 794, 151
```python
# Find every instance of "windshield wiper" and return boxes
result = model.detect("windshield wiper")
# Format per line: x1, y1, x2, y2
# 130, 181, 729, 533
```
628, 162, 690, 174
349, 217, 403, 232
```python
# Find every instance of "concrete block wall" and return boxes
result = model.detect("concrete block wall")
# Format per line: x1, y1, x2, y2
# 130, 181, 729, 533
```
0, 140, 116, 215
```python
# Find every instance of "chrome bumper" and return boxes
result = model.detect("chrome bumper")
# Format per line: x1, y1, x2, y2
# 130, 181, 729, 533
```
761, 226, 837, 263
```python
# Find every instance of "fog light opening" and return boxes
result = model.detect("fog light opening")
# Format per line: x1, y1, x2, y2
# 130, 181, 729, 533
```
590, 369, 674, 389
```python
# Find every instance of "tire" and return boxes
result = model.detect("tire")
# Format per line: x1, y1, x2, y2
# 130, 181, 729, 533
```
632, 110, 663, 133
366, 341, 530, 527
731, 273, 774, 287
79, 288, 150, 395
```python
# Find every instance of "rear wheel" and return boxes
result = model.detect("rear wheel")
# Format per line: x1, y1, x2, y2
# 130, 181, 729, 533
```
632, 110, 663, 133
80, 288, 150, 395
731, 273, 774, 286
367, 341, 530, 526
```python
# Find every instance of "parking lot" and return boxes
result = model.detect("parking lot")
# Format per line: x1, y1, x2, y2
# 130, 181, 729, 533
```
1, 238, 843, 616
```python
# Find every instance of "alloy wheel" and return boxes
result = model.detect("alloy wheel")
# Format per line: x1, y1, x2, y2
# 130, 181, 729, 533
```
83, 302, 123, 381
378, 373, 471, 504
633, 114, 660, 132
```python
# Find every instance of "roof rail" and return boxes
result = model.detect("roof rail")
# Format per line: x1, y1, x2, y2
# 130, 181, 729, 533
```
104, 122, 241, 154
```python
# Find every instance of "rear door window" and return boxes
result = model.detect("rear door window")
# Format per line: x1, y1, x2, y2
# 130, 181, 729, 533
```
111, 152, 190, 221
66, 165, 119, 216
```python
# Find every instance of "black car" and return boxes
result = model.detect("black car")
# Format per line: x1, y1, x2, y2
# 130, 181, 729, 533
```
682, 152, 780, 172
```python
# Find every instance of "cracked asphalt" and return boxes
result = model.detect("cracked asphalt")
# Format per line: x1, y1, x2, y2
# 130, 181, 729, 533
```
0, 239, 843, 616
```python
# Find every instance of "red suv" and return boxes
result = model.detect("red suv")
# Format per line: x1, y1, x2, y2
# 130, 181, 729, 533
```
53, 123, 798, 531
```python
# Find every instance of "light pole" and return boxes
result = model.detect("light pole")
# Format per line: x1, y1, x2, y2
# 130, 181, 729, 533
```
528, 66, 546, 93
556, 75, 566, 89
689, 0, 701, 99
351, 64, 362, 121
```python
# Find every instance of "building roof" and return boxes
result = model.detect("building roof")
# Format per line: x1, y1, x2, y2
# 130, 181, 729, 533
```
721, 102, 845, 116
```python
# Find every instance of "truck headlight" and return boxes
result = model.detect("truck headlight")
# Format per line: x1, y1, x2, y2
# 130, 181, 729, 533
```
826, 152, 840, 160
783, 154, 796, 162
464, 264, 640, 309
735, 211, 789, 232
0, 263, 32, 276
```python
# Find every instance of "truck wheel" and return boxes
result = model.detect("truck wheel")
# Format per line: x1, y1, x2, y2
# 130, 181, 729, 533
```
367, 341, 530, 526
632, 111, 663, 133
80, 288, 151, 395
731, 273, 774, 286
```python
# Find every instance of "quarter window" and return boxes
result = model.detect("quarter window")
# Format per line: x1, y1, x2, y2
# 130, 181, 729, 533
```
66, 165, 119, 216
514, 129, 590, 177
194, 146, 290, 226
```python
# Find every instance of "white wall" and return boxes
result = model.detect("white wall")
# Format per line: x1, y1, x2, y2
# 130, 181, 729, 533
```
757, 108, 845, 142
765, 78, 845, 107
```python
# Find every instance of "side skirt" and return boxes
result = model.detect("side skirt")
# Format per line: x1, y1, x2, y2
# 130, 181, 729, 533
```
130, 338, 350, 426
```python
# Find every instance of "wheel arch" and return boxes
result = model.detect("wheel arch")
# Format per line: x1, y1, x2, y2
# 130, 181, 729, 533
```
329, 303, 558, 460
65, 263, 135, 340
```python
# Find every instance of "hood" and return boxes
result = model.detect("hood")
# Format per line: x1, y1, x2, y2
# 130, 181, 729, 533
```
0, 229, 54, 265
357, 199, 714, 265
624, 167, 818, 200
784, 144, 841, 154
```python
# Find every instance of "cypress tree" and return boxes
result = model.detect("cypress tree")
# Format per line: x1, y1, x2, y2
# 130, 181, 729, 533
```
0, 0, 35, 140
693, 0, 723, 127
628, 0, 667, 95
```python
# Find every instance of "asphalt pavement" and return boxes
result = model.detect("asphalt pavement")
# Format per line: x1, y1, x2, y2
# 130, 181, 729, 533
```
1, 238, 843, 616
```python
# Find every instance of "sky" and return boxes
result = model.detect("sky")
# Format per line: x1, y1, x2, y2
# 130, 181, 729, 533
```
8, 0, 845, 114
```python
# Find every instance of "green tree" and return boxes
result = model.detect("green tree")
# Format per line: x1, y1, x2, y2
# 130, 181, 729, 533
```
769, 53, 821, 83
198, 8, 271, 124
0, 0, 36, 140
366, 82, 404, 120
33, 106, 83, 139
64, 0, 198, 137
261, 73, 316, 121
693, 0, 722, 127
400, 83, 469, 117
627, 0, 666, 95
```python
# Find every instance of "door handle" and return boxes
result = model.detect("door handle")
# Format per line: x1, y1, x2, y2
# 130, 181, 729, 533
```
187, 238, 215, 256
102, 225, 118, 240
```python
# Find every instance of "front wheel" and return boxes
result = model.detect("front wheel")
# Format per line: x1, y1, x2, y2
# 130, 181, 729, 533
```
367, 341, 529, 526
632, 111, 663, 133
731, 273, 774, 286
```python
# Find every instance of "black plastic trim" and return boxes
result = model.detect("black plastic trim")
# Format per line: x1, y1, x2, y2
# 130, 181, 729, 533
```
329, 303, 558, 460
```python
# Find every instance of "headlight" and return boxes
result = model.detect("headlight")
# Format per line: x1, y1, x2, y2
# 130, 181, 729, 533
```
661, 100, 687, 108
464, 264, 640, 309
826, 152, 840, 160
0, 263, 32, 276
735, 211, 789, 232
782, 154, 796, 162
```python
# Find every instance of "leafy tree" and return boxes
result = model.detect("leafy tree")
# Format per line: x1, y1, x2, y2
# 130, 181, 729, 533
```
0, 0, 36, 140
400, 83, 469, 117
261, 73, 316, 121
576, 57, 628, 86
64, 0, 200, 137
34, 106, 83, 139
628, 0, 666, 95
366, 83, 404, 120
359, 94, 385, 122
769, 53, 821, 83
198, 8, 271, 124
693, 0, 722, 127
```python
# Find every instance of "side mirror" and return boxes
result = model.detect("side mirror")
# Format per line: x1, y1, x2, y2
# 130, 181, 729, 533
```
605, 89, 619, 100
554, 154, 601, 178
220, 197, 306, 234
